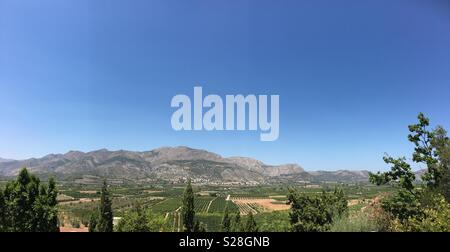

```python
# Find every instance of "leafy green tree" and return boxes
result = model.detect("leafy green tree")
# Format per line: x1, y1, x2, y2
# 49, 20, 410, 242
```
431, 126, 450, 201
221, 205, 231, 232
405, 193, 450, 232
254, 211, 291, 232
370, 156, 416, 194
116, 204, 168, 232
331, 187, 348, 218
116, 204, 148, 232
408, 113, 441, 187
181, 178, 195, 232
243, 212, 258, 232
288, 190, 334, 232
96, 180, 113, 232
378, 113, 449, 192
0, 168, 59, 232
146, 210, 169, 231
369, 155, 421, 222
369, 113, 450, 230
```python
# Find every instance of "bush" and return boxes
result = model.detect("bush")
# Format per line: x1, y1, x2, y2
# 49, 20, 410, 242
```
329, 211, 378, 232
116, 205, 169, 232
390, 193, 450, 232
288, 188, 348, 232
255, 211, 290, 232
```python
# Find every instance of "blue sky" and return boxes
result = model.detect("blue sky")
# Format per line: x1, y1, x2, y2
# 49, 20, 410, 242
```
0, 0, 449, 171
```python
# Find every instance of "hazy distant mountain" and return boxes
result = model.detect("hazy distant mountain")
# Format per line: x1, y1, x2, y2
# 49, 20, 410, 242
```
309, 170, 371, 182
0, 147, 370, 184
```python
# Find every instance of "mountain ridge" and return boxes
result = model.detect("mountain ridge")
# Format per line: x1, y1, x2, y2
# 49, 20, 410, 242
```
0, 146, 370, 184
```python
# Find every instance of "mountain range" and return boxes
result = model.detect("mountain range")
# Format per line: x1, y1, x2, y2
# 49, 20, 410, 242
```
0, 146, 371, 185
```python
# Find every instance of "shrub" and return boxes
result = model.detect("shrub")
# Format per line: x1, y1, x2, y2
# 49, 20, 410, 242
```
329, 211, 378, 232
288, 188, 348, 232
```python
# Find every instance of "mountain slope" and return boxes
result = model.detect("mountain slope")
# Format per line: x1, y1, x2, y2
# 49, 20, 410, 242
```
0, 147, 307, 184
0, 147, 371, 184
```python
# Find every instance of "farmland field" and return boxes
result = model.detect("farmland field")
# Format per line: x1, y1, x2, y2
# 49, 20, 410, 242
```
230, 195, 290, 214
55, 182, 395, 231
208, 197, 239, 213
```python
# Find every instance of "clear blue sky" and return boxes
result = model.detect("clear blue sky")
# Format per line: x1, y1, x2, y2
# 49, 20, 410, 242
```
1, 0, 449, 171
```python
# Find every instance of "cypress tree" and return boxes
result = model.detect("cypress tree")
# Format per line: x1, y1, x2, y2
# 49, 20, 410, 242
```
97, 180, 113, 232
181, 178, 195, 232
47, 177, 59, 232
221, 205, 231, 232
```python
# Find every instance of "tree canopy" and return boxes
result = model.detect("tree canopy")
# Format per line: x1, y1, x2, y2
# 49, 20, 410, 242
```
89, 180, 113, 232
0, 168, 59, 232
369, 113, 450, 231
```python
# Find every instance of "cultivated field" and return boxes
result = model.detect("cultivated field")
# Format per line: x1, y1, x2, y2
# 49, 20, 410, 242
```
54, 182, 393, 232
230, 196, 291, 214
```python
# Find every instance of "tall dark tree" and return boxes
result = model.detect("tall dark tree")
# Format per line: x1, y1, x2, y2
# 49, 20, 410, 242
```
47, 177, 59, 231
181, 178, 195, 232
244, 212, 258, 232
221, 205, 231, 232
96, 180, 113, 232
